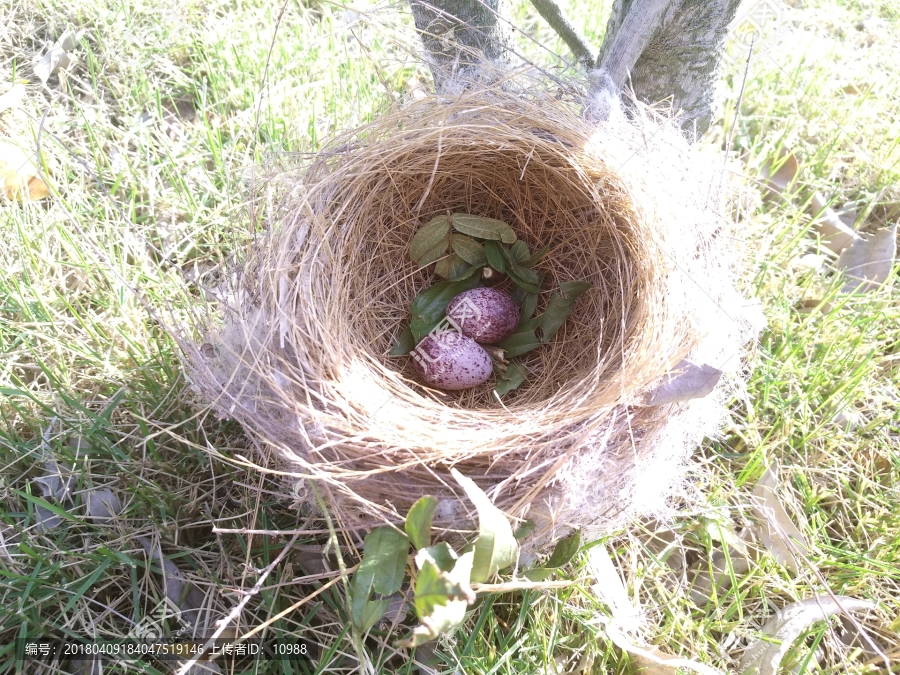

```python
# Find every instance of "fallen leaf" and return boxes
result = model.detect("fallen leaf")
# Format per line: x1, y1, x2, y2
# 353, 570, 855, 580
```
606, 622, 725, 675
378, 592, 409, 629
34, 505, 63, 533
750, 467, 808, 575
837, 223, 897, 294
0, 140, 50, 200
739, 596, 876, 675
842, 82, 870, 95
33, 460, 76, 502
688, 548, 751, 608
586, 543, 641, 634
86, 488, 122, 522
837, 615, 890, 665
410, 216, 451, 266
137, 536, 206, 628
810, 192, 862, 253
644, 360, 723, 406
34, 46, 71, 85
760, 152, 799, 195
33, 30, 82, 85
0, 84, 27, 113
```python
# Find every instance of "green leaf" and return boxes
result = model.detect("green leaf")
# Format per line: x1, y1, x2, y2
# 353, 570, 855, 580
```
494, 361, 528, 397
361, 526, 410, 597
507, 271, 541, 294
501, 248, 542, 293
483, 241, 507, 273
359, 597, 391, 632
521, 530, 581, 581
539, 281, 590, 343
449, 264, 482, 281
405, 496, 438, 550
350, 565, 375, 630
451, 214, 517, 243
560, 280, 592, 298
495, 331, 541, 358
409, 276, 482, 342
410, 216, 451, 266
450, 469, 518, 583
523, 245, 551, 268
389, 327, 415, 356
513, 520, 536, 540
522, 567, 555, 582
434, 253, 469, 280
397, 552, 473, 648
415, 542, 458, 573
519, 292, 538, 320
451, 235, 487, 266
510, 240, 530, 263
545, 529, 581, 568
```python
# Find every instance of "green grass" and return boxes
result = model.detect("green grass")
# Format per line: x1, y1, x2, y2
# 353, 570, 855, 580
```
1, 0, 898, 673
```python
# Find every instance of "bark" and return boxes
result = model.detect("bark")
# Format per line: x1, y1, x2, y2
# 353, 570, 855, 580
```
596, 0, 743, 135
409, 0, 514, 93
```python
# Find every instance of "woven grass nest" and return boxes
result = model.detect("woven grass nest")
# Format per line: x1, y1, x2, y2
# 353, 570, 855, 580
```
186, 80, 759, 549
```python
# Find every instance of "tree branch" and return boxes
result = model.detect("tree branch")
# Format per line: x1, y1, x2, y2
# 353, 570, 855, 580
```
529, 0, 597, 68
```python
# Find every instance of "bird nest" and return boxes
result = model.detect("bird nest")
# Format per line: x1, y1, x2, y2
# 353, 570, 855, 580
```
183, 81, 759, 548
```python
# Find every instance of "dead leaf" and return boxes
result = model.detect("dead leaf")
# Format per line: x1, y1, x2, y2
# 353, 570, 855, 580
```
0, 84, 27, 113
837, 223, 897, 294
796, 297, 833, 315
688, 548, 751, 608
739, 596, 876, 675
606, 622, 725, 675
760, 152, 799, 195
838, 615, 890, 664
758, 150, 861, 254
0, 140, 50, 200
842, 82, 870, 95
34, 30, 82, 85
34, 46, 71, 85
378, 592, 409, 629
34, 505, 62, 534
643, 360, 723, 406
137, 536, 207, 629
751, 466, 809, 575
587, 543, 641, 634
86, 488, 122, 522
810, 192, 862, 253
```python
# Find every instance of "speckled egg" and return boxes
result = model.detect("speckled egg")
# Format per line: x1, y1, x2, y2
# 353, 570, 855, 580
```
411, 331, 493, 390
446, 287, 519, 344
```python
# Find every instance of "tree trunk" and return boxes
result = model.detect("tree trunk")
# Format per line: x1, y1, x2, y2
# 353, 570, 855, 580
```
409, 0, 741, 135
408, 0, 514, 93
596, 0, 743, 135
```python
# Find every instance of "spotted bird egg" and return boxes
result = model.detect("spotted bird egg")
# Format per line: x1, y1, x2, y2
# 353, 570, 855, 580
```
412, 331, 493, 390
446, 287, 519, 344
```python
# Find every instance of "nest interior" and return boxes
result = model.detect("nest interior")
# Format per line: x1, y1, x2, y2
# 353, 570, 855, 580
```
187, 85, 750, 541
